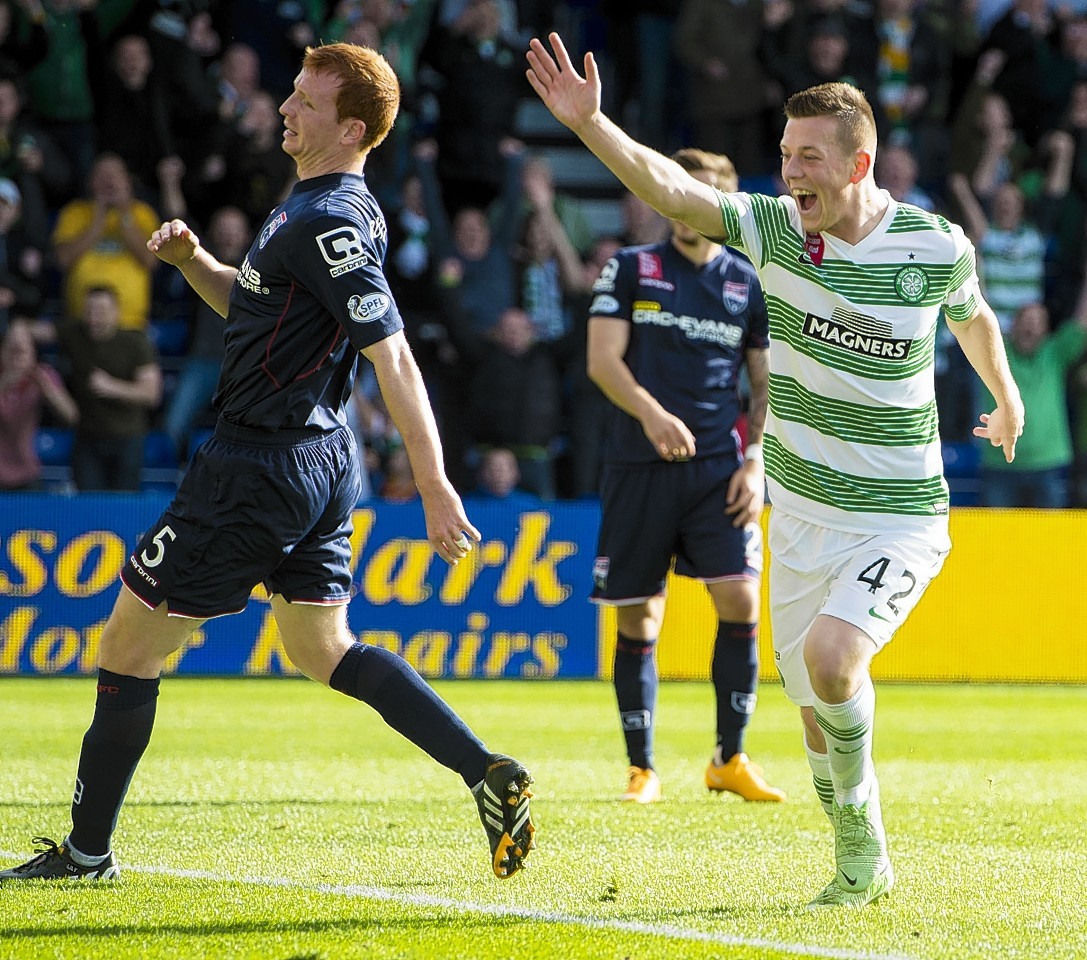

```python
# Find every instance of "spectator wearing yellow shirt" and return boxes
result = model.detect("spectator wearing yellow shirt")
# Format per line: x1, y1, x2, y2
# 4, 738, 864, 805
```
52, 153, 159, 331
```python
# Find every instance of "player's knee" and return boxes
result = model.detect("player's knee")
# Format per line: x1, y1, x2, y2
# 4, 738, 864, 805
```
97, 595, 184, 677
803, 636, 855, 701
615, 603, 662, 640
709, 581, 759, 623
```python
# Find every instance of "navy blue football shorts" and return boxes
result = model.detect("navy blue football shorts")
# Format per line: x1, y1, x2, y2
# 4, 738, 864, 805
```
591, 454, 761, 604
121, 421, 363, 618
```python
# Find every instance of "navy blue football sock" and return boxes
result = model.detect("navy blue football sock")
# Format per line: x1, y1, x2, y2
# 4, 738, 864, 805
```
329, 642, 489, 788
68, 669, 159, 857
613, 632, 658, 770
711, 621, 759, 761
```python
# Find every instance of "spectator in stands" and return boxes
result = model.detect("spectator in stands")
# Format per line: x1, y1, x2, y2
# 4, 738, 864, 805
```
60, 285, 162, 492
53, 153, 160, 333
948, 51, 1028, 203
674, 0, 774, 177
1052, 80, 1087, 317
95, 34, 177, 204
379, 443, 420, 503
949, 130, 1074, 334
22, 0, 106, 189
1040, 13, 1087, 131
329, 0, 439, 207
415, 136, 524, 338
225, 0, 319, 101
137, 1, 222, 188
419, 0, 525, 214
467, 446, 542, 506
765, 12, 878, 105
1073, 353, 1087, 506
519, 154, 595, 257
981, 293, 1087, 508
0, 178, 42, 326
384, 170, 468, 479
435, 0, 525, 46
878, 143, 937, 212
517, 158, 590, 344
0, 0, 49, 77
982, 0, 1059, 144
764, 0, 876, 78
864, 0, 949, 163
600, 0, 684, 152
216, 42, 262, 127
0, 318, 77, 490
0, 71, 70, 246
218, 91, 297, 228
464, 306, 561, 499
161, 206, 250, 460
567, 235, 623, 498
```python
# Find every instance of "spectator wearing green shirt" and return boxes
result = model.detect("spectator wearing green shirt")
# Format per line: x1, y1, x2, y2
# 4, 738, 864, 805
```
981, 293, 1087, 507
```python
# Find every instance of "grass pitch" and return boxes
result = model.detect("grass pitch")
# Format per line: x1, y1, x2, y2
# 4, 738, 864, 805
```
0, 678, 1084, 960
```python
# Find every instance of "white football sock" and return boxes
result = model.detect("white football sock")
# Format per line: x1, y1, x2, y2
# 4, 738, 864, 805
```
813, 675, 876, 806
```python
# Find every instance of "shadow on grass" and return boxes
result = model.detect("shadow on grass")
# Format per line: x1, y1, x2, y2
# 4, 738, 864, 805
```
0, 798, 445, 810
3, 912, 533, 940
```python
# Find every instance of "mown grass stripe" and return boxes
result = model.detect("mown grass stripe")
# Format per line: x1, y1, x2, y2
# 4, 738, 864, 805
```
66, 859, 917, 960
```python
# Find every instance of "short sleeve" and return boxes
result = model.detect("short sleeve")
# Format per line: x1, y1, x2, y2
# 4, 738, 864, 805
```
291, 212, 404, 351
588, 251, 638, 320
942, 224, 982, 324
715, 189, 773, 268
744, 271, 770, 350
51, 201, 91, 247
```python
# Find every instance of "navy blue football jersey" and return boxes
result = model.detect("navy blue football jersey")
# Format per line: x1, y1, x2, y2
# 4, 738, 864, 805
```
589, 241, 768, 464
213, 172, 404, 432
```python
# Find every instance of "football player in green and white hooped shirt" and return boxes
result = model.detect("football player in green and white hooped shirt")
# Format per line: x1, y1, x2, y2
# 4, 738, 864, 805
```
527, 34, 1024, 909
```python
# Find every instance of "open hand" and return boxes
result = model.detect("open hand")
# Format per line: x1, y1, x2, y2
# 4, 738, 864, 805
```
526, 33, 601, 133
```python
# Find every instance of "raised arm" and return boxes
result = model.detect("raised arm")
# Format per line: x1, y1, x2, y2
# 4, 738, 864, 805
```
147, 219, 238, 318
526, 33, 728, 241
946, 173, 987, 246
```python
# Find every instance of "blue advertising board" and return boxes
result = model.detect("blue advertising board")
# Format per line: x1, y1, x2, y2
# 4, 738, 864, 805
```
0, 494, 601, 678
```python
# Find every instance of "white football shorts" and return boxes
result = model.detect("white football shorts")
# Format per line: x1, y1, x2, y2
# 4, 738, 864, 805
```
768, 510, 950, 706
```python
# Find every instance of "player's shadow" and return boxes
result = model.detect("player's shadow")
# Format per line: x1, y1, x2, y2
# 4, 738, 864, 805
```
4, 913, 531, 940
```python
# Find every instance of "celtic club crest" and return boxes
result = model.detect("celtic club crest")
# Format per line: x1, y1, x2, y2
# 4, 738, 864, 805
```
894, 265, 929, 303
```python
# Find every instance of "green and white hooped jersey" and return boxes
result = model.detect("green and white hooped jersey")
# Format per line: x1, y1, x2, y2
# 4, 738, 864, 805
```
716, 188, 981, 536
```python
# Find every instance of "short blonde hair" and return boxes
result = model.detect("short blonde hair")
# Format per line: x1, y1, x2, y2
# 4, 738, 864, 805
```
671, 148, 739, 191
303, 43, 399, 151
784, 83, 876, 157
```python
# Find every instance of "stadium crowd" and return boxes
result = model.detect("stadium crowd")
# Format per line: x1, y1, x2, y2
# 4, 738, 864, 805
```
1, 0, 1086, 506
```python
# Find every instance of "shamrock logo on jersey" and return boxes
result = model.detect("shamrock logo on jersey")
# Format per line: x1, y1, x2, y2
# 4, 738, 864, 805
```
894, 265, 929, 303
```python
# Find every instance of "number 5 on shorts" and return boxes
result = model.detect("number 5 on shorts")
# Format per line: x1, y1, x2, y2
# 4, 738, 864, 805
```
140, 524, 177, 568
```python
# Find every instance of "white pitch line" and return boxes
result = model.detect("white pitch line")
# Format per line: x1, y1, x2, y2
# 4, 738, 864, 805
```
2, 851, 918, 960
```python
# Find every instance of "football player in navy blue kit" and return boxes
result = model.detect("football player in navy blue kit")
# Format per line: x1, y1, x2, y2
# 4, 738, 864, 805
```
588, 149, 784, 805
0, 44, 534, 884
